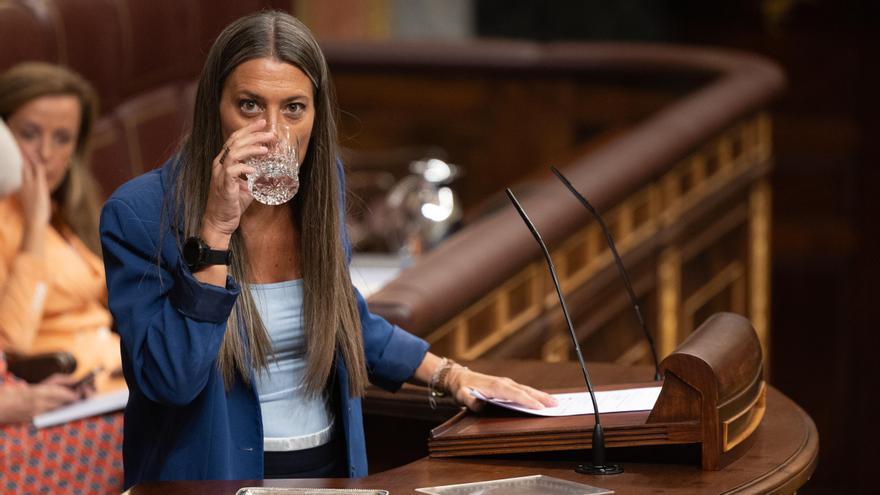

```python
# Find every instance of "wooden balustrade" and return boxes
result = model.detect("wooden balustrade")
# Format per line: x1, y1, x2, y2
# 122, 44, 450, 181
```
324, 42, 784, 371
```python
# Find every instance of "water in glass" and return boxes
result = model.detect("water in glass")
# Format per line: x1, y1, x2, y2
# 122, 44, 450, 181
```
247, 132, 299, 206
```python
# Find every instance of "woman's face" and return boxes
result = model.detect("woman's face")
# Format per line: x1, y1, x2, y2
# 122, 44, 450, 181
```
219, 57, 315, 159
7, 94, 81, 192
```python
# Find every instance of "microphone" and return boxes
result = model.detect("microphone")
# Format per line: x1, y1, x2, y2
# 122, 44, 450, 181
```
505, 188, 623, 476
550, 166, 662, 382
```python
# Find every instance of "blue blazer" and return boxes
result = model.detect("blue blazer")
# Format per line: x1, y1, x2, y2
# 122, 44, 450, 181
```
100, 159, 429, 489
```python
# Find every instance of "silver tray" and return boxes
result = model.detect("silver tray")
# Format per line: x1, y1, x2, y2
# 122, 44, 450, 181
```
415, 475, 614, 495
236, 489, 388, 495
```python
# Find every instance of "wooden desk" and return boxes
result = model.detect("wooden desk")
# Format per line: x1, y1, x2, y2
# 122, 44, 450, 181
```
125, 361, 817, 495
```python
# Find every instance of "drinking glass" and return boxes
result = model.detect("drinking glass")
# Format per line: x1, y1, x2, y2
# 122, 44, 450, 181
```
246, 127, 300, 205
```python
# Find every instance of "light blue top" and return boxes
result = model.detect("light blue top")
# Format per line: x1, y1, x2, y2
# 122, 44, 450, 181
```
250, 279, 333, 451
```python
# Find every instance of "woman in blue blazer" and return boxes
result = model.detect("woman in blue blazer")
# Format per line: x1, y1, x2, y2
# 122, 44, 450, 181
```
100, 11, 555, 489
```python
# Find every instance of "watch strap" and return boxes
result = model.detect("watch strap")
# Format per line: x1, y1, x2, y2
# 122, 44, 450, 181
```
183, 236, 231, 272
202, 246, 232, 266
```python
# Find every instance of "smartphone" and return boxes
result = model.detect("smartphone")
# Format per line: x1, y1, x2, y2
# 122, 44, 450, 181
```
70, 368, 100, 390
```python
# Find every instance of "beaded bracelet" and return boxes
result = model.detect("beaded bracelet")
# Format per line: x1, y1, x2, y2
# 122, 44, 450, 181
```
428, 357, 465, 409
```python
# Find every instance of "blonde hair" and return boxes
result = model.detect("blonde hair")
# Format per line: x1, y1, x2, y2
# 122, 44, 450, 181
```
0, 62, 102, 254
170, 12, 367, 396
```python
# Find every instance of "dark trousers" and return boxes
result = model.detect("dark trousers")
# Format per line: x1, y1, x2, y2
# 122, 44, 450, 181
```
263, 433, 346, 479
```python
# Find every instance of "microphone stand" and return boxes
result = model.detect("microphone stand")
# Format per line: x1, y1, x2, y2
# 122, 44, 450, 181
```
506, 189, 623, 475
550, 166, 662, 382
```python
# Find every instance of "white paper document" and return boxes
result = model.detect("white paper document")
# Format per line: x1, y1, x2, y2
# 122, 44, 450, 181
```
470, 386, 662, 417
33, 388, 128, 429
350, 253, 405, 297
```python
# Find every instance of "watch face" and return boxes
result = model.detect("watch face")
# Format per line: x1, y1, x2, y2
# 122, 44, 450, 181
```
183, 237, 203, 269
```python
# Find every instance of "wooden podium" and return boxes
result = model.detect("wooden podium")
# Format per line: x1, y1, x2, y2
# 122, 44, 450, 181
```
126, 360, 817, 495
429, 312, 766, 470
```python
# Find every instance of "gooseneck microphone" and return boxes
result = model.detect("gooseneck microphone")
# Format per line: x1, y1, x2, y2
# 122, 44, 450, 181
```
505, 189, 623, 475
550, 166, 662, 382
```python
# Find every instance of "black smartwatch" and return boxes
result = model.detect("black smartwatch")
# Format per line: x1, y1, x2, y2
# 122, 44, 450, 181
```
182, 237, 232, 272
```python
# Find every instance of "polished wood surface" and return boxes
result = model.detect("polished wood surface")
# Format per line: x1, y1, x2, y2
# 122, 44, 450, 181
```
429, 314, 767, 471
344, 43, 782, 379
126, 360, 817, 495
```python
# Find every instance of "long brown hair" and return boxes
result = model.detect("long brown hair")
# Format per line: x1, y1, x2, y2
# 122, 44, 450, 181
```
0, 62, 102, 254
169, 11, 367, 396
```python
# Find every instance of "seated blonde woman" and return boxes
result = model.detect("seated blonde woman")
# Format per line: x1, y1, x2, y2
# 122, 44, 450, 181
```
0, 62, 121, 391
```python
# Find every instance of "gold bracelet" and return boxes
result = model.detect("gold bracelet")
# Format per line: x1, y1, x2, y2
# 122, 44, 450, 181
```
428, 357, 456, 409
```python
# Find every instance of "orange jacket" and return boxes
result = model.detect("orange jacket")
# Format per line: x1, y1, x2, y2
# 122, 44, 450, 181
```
0, 196, 120, 381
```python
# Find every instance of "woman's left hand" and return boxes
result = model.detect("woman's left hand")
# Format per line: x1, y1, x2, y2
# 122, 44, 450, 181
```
446, 366, 558, 412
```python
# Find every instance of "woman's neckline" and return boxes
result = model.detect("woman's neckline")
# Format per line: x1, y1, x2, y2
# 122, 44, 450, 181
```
248, 278, 303, 289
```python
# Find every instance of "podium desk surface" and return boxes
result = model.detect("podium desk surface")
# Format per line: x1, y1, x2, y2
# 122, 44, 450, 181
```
125, 361, 818, 495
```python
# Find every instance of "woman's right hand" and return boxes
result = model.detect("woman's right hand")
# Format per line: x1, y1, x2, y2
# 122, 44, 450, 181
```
202, 119, 273, 239
0, 375, 81, 424
18, 148, 50, 255
30, 374, 82, 415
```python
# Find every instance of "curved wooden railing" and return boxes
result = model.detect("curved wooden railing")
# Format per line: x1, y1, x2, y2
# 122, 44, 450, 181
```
324, 41, 785, 367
